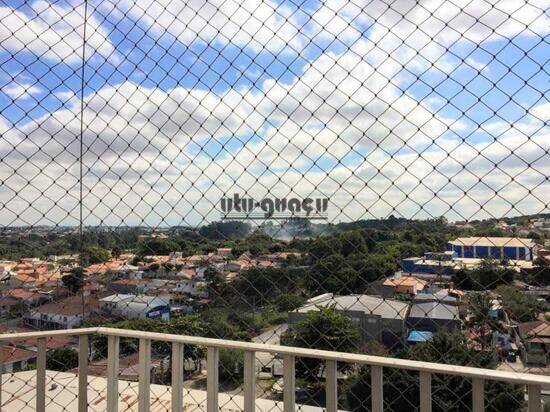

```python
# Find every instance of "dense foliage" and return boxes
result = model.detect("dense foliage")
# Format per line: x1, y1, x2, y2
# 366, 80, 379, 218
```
346, 332, 524, 412
61, 267, 84, 293
453, 259, 516, 290
199, 221, 251, 240
524, 257, 550, 286
218, 349, 244, 388
495, 285, 543, 322
46, 348, 79, 371
284, 305, 361, 379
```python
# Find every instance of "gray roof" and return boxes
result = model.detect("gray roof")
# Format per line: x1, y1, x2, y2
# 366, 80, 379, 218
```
100, 294, 169, 307
99, 294, 135, 303
295, 294, 409, 320
414, 291, 457, 304
408, 301, 458, 320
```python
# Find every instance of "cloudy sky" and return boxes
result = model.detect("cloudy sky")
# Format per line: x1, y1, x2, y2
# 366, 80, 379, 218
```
0, 0, 548, 227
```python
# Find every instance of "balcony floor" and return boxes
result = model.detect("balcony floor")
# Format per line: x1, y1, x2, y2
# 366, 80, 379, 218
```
1, 370, 326, 412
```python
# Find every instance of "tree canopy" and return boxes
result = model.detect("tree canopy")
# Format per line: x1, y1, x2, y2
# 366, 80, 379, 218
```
346, 332, 524, 412
284, 305, 361, 378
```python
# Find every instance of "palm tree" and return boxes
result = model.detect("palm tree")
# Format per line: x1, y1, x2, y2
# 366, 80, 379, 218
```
467, 292, 497, 350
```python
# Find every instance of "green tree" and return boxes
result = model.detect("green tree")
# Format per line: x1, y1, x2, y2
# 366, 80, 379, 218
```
218, 349, 244, 388
246, 230, 273, 256
346, 332, 524, 412
199, 310, 253, 341
204, 266, 225, 289
309, 236, 342, 261
495, 285, 539, 322
111, 245, 122, 258
525, 257, 550, 286
356, 254, 398, 285
167, 316, 207, 368
62, 267, 84, 294
46, 348, 79, 371
136, 238, 179, 256
231, 267, 296, 306
199, 221, 250, 240
467, 292, 498, 349
307, 254, 347, 293
331, 267, 359, 294
339, 230, 367, 257
275, 293, 306, 312
452, 268, 476, 290
285, 305, 361, 379
9, 301, 27, 318
92, 317, 207, 367
452, 260, 515, 291
82, 245, 110, 264
475, 259, 515, 289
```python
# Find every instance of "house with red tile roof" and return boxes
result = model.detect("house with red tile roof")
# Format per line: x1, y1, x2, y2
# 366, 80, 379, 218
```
383, 276, 428, 295
109, 278, 148, 294
0, 296, 19, 315
216, 248, 232, 256
24, 294, 104, 329
173, 268, 207, 297
9, 266, 62, 289
0, 326, 74, 351
0, 346, 37, 373
4, 288, 44, 306
85, 260, 126, 275
517, 321, 550, 366
177, 268, 198, 280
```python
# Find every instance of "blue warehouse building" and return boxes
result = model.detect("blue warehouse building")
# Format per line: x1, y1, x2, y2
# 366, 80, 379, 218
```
447, 237, 537, 261
401, 251, 458, 276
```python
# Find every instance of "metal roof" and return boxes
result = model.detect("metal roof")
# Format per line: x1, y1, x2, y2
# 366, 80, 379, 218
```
414, 290, 458, 304
407, 330, 433, 342
408, 301, 458, 321
295, 294, 409, 320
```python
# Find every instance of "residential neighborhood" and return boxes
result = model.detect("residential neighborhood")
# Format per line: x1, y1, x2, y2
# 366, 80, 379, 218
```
0, 219, 548, 395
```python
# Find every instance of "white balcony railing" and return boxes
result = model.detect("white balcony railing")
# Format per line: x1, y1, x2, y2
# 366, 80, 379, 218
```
1, 327, 549, 412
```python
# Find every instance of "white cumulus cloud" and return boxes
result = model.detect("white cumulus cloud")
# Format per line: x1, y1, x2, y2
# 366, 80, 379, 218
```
0, 0, 117, 64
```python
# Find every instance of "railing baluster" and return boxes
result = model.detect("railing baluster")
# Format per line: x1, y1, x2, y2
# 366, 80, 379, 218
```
36, 337, 46, 412
1, 328, 549, 412
138, 338, 151, 412
244, 351, 256, 412
207, 347, 219, 412
0, 341, 3, 410
472, 378, 484, 412
326, 360, 337, 412
528, 384, 541, 412
78, 335, 89, 412
371, 365, 383, 412
283, 355, 295, 412
106, 335, 120, 412
171, 342, 185, 412
419, 371, 431, 412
